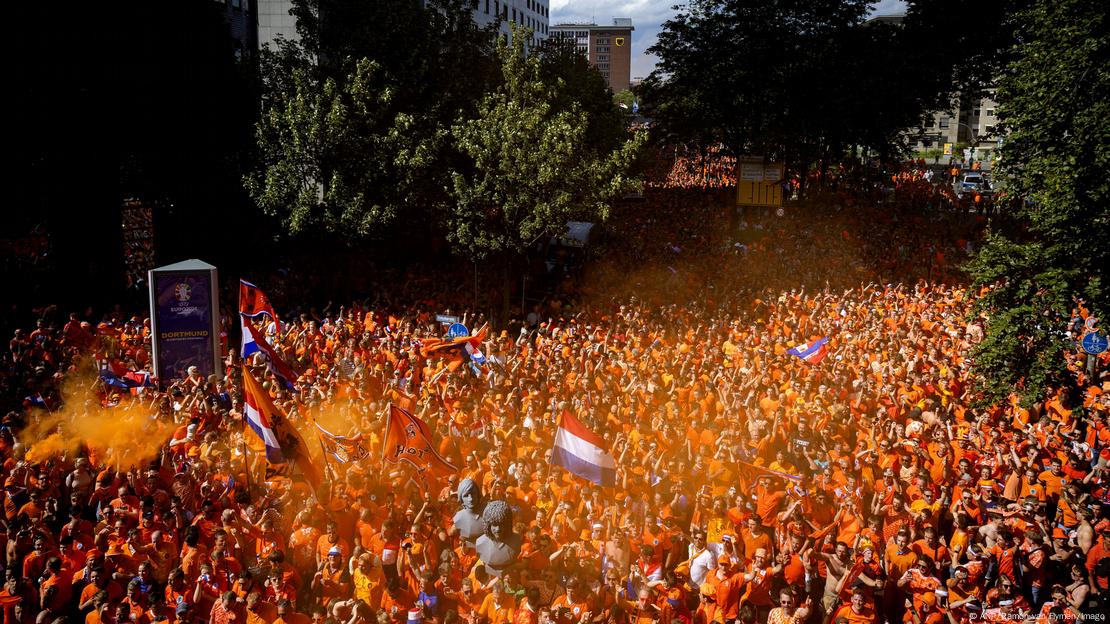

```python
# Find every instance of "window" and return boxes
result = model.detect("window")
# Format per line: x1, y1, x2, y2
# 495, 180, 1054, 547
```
511, 8, 516, 22
939, 117, 949, 129
495, 1, 500, 17
986, 109, 995, 117
598, 63, 609, 69
985, 125, 996, 134
597, 54, 608, 61
485, 0, 490, 14
973, 109, 980, 116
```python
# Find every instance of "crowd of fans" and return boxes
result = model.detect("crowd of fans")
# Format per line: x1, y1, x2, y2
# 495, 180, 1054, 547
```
1, 179, 1107, 624
646, 148, 737, 190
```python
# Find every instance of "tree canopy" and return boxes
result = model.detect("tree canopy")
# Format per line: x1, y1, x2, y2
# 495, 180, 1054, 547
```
246, 0, 498, 239
246, 0, 642, 260
447, 28, 646, 260
966, 0, 1110, 406
641, 0, 1022, 172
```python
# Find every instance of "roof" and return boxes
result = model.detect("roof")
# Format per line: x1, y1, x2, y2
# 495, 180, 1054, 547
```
865, 13, 905, 25
152, 259, 217, 272
551, 18, 634, 31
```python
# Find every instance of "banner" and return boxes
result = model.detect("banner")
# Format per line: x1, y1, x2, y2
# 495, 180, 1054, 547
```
149, 260, 221, 386
383, 404, 458, 481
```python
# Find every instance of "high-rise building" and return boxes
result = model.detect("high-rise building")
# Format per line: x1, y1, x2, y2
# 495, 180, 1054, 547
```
550, 19, 633, 93
253, 0, 549, 52
256, 0, 298, 49
474, 0, 550, 43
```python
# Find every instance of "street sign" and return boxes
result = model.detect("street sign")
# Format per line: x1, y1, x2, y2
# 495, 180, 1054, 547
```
435, 314, 460, 324
736, 159, 785, 208
446, 323, 469, 339
1081, 333, 1108, 355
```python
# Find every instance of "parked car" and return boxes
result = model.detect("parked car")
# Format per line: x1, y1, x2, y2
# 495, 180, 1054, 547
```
955, 172, 992, 199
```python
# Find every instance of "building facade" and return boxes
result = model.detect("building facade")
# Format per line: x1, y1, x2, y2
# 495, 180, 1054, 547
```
256, 0, 298, 49
550, 19, 634, 93
913, 90, 1002, 164
254, 0, 548, 52
473, 0, 550, 42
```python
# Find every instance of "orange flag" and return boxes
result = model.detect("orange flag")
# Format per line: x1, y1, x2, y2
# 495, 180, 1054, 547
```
382, 404, 458, 483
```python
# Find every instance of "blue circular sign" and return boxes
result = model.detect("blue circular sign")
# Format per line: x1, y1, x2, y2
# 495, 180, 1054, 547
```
1081, 332, 1108, 355
446, 323, 469, 339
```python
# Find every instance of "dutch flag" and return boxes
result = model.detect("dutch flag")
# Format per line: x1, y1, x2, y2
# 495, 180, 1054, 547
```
241, 314, 261, 359
552, 411, 617, 487
464, 337, 487, 365
241, 315, 299, 390
241, 365, 286, 464
787, 337, 829, 364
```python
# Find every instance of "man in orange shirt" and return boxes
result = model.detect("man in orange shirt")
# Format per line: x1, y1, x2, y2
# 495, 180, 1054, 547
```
740, 517, 774, 564
39, 556, 72, 614
316, 522, 351, 569
705, 555, 741, 623
380, 576, 416, 624
550, 577, 594, 624
478, 582, 517, 624
754, 477, 787, 528
903, 592, 942, 624
742, 548, 781, 621
1038, 458, 1067, 502
833, 589, 877, 624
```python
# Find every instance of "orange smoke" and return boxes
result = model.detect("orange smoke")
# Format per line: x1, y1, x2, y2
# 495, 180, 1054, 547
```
22, 366, 176, 470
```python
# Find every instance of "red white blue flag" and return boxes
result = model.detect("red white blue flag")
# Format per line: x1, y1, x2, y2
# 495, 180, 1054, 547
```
241, 317, 299, 390
552, 410, 616, 487
787, 337, 829, 364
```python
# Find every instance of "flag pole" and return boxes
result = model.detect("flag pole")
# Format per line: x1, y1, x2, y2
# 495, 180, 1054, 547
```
318, 436, 334, 482
242, 434, 252, 496
548, 410, 561, 474
380, 403, 391, 475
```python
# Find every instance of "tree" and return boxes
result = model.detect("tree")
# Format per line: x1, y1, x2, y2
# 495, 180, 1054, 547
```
246, 55, 422, 236
613, 89, 635, 112
246, 0, 497, 240
966, 0, 1110, 407
642, 0, 1023, 182
447, 27, 646, 312
643, 0, 885, 180
535, 37, 627, 156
